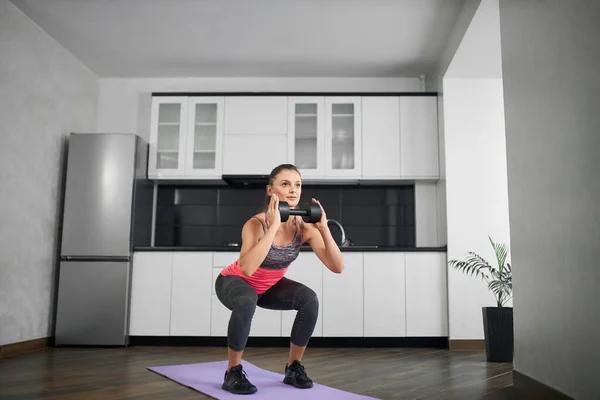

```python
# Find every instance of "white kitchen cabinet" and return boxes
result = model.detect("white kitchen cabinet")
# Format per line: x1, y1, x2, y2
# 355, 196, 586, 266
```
221, 96, 289, 175
222, 134, 288, 175
129, 252, 173, 335
250, 307, 282, 337
325, 97, 362, 179
170, 252, 213, 336
361, 97, 401, 179
363, 253, 406, 337
405, 252, 448, 336
184, 97, 225, 178
130, 250, 449, 339
287, 97, 326, 179
213, 252, 239, 268
147, 95, 440, 181
148, 96, 225, 179
224, 97, 288, 136
322, 253, 363, 336
281, 252, 324, 337
148, 97, 189, 179
400, 96, 439, 179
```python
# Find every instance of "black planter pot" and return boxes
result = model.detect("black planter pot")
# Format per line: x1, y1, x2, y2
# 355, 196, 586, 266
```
482, 307, 514, 362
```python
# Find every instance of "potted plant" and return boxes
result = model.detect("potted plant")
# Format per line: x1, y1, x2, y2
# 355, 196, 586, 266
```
448, 236, 513, 362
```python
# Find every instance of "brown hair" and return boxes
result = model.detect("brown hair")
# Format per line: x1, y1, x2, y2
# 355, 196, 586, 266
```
260, 164, 301, 212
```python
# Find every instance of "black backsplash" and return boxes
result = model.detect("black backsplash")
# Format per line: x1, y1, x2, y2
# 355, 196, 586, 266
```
154, 184, 415, 247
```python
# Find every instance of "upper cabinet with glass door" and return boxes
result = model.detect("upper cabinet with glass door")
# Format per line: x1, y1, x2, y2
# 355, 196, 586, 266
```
324, 97, 362, 178
287, 97, 325, 179
185, 97, 224, 178
148, 97, 188, 178
148, 96, 224, 179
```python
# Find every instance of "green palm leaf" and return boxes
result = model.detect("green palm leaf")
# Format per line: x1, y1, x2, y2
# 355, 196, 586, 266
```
489, 236, 511, 278
448, 253, 490, 281
489, 281, 508, 306
448, 237, 512, 308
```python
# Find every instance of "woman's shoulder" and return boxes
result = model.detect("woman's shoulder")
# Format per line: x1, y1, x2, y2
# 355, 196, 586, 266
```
245, 213, 266, 230
249, 212, 265, 224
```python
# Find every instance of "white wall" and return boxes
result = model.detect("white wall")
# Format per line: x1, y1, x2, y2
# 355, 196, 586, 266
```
443, 78, 511, 339
500, 0, 600, 398
96, 77, 423, 140
427, 0, 482, 91
0, 0, 98, 346
426, 0, 483, 249
442, 0, 511, 340
435, 98, 447, 247
444, 1, 502, 79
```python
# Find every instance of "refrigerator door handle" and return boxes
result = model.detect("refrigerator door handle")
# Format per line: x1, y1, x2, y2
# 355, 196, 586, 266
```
60, 256, 131, 262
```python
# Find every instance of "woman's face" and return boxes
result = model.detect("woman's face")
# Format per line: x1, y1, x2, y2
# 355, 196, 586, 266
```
267, 169, 302, 208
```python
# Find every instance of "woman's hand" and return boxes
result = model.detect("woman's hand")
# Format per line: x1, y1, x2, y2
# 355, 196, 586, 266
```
266, 194, 281, 228
312, 198, 327, 230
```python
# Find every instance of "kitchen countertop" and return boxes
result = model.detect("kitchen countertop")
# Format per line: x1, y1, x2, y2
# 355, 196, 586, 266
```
134, 245, 447, 252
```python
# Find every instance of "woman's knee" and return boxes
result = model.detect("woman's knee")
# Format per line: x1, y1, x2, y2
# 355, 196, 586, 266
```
299, 287, 319, 313
216, 275, 257, 312
233, 294, 258, 316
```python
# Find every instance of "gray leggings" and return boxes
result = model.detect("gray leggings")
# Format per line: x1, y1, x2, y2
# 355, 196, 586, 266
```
215, 274, 319, 351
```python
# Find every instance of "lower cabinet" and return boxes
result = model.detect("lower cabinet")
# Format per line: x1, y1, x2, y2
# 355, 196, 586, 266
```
130, 252, 213, 336
405, 252, 449, 336
170, 252, 213, 336
130, 252, 173, 336
249, 307, 281, 337
322, 253, 364, 337
130, 251, 448, 338
363, 252, 448, 337
363, 253, 406, 337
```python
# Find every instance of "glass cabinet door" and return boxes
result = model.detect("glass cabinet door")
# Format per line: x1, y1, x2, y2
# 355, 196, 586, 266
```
287, 97, 325, 178
325, 97, 362, 178
149, 97, 188, 178
186, 97, 224, 177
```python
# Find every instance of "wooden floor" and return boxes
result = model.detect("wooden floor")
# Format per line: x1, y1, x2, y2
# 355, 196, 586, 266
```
0, 346, 524, 399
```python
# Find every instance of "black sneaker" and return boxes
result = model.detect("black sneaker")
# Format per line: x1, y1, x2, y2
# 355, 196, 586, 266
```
222, 364, 258, 395
283, 360, 314, 389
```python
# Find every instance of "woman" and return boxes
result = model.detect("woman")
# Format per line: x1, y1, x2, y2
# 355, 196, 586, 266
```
215, 164, 344, 395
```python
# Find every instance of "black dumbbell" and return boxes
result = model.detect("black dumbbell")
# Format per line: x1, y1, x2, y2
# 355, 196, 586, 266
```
279, 201, 322, 223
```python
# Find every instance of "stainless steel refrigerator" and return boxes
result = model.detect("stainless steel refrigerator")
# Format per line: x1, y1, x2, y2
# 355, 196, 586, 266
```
54, 133, 153, 346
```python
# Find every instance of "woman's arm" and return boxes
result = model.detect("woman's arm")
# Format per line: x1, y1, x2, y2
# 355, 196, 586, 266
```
238, 195, 282, 276
304, 198, 344, 274
305, 224, 344, 274
238, 218, 280, 276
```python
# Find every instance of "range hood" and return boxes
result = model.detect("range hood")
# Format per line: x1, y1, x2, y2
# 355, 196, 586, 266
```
222, 175, 270, 187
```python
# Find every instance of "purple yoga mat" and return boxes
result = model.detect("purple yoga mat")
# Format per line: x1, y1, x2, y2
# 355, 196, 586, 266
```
148, 360, 379, 399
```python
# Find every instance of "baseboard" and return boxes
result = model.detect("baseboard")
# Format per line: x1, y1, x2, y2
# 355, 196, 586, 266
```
513, 370, 573, 399
126, 336, 449, 348
449, 339, 485, 351
0, 337, 50, 359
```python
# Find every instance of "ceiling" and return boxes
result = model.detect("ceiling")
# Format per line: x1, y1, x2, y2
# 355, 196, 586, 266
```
9, 0, 466, 78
